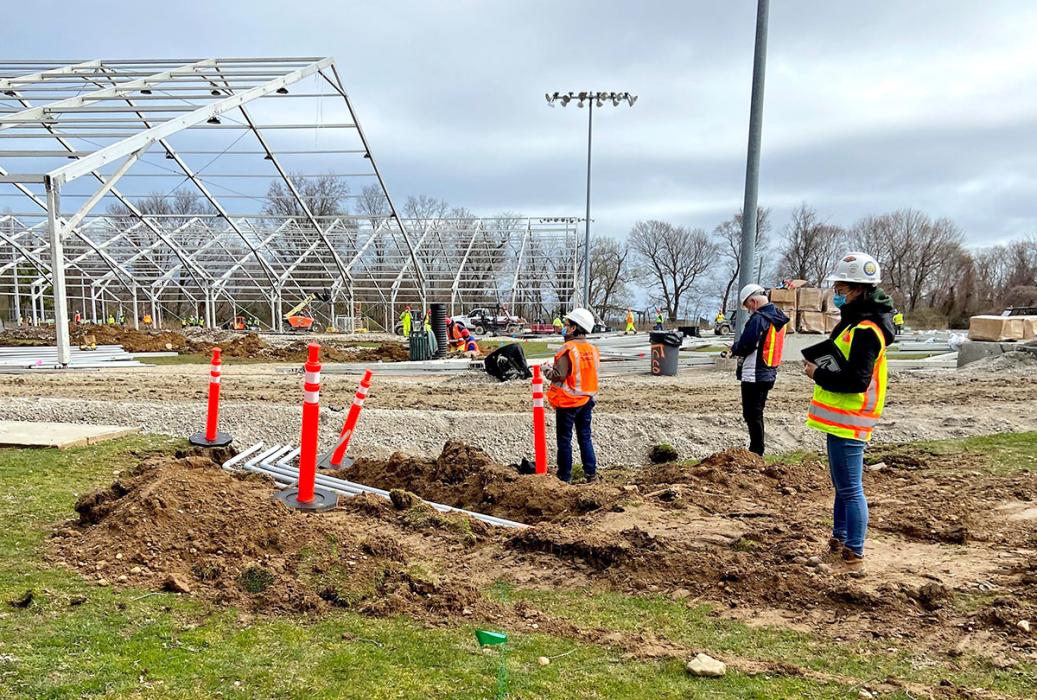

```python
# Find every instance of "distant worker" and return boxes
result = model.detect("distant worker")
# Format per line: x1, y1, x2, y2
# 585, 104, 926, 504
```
73, 310, 81, 325
892, 309, 904, 335
653, 308, 664, 330
446, 317, 466, 351
460, 327, 480, 355
143, 312, 153, 326
543, 308, 600, 484
729, 284, 789, 456
424, 309, 432, 332
552, 315, 563, 335
401, 305, 413, 337
625, 308, 636, 335
107, 314, 115, 325
715, 309, 726, 324
804, 252, 895, 573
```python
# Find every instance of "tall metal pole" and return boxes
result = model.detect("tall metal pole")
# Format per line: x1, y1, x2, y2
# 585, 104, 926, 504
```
736, 0, 770, 335
583, 101, 593, 309
44, 176, 71, 366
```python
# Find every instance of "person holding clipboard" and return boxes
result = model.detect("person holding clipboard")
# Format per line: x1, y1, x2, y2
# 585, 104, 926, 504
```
803, 252, 896, 572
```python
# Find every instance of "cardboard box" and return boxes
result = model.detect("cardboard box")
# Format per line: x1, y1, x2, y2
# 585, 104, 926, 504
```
797, 287, 823, 312
824, 312, 841, 333
797, 310, 826, 334
821, 288, 836, 312
769, 288, 797, 306
1023, 317, 1037, 341
968, 315, 1025, 342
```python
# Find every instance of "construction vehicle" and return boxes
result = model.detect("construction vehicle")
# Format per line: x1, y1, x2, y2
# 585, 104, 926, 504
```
284, 294, 317, 332
229, 315, 261, 331
467, 307, 524, 336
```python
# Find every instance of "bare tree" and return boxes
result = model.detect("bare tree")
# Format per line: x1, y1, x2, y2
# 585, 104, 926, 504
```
263, 173, 349, 221
850, 209, 964, 311
714, 207, 771, 312
588, 235, 632, 318
777, 204, 845, 285
629, 220, 719, 321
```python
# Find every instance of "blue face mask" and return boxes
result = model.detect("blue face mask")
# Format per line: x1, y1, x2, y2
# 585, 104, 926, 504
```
832, 293, 847, 309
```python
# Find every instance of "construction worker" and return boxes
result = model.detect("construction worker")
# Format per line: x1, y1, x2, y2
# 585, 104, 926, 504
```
804, 252, 895, 572
552, 315, 563, 335
624, 308, 636, 335
460, 327, 480, 355
543, 308, 600, 483
715, 309, 726, 325
107, 313, 115, 325
892, 309, 904, 335
73, 310, 81, 325
446, 318, 466, 351
401, 305, 413, 337
423, 309, 432, 332
143, 312, 153, 326
729, 284, 789, 456
653, 308, 664, 330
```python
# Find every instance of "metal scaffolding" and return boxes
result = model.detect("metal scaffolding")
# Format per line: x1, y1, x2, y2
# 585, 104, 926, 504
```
0, 58, 579, 365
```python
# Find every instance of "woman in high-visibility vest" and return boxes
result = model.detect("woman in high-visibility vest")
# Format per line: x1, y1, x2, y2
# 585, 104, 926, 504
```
400, 306, 412, 337
803, 252, 895, 572
543, 308, 600, 483
624, 308, 636, 335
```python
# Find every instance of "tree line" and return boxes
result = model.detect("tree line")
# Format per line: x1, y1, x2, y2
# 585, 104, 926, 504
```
589, 204, 1037, 327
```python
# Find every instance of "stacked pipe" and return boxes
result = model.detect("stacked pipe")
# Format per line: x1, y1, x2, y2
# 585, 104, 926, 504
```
430, 302, 447, 359
318, 368, 373, 469
274, 344, 337, 511
188, 347, 232, 447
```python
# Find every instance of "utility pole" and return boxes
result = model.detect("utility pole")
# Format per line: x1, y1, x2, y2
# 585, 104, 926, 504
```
546, 91, 637, 309
736, 0, 770, 335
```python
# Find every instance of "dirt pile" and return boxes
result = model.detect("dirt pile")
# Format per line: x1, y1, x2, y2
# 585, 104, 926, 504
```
50, 452, 505, 618
344, 441, 624, 522
261, 339, 410, 363
0, 326, 55, 346
962, 348, 1037, 375
71, 324, 204, 353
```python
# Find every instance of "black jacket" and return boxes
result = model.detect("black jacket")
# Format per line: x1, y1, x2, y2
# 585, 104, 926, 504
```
812, 288, 896, 394
731, 303, 790, 383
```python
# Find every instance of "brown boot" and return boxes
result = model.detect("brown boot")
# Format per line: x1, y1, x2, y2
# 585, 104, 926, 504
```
823, 537, 845, 563
839, 548, 865, 575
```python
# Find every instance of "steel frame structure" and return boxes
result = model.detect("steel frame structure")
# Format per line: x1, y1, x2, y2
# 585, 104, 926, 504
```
0, 58, 578, 365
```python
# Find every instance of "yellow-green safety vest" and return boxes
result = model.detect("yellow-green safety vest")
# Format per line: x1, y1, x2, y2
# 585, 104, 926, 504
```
806, 320, 888, 442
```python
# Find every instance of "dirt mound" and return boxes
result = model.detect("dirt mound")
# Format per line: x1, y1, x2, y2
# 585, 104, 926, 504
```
0, 326, 54, 346
69, 324, 203, 353
344, 441, 624, 523
264, 340, 409, 364
962, 349, 1037, 375
49, 452, 503, 618
637, 448, 827, 498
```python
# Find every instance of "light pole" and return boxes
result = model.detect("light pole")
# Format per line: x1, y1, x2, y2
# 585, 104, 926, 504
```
546, 91, 637, 310
736, 0, 770, 335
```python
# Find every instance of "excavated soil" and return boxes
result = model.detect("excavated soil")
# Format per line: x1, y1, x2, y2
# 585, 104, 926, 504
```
0, 325, 410, 362
50, 441, 1037, 668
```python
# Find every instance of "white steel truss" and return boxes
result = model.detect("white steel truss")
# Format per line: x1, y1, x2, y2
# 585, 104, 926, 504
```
0, 58, 579, 363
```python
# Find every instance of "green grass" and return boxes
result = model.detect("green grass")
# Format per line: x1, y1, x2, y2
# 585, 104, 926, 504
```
2, 434, 1036, 697
144, 353, 274, 366
691, 344, 729, 353
916, 431, 1037, 474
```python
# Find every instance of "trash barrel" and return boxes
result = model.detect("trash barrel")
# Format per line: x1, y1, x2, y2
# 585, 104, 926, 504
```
649, 330, 682, 376
409, 329, 432, 361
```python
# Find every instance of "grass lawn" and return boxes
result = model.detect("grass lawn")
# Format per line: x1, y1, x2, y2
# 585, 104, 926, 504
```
1, 433, 1036, 698
479, 340, 552, 359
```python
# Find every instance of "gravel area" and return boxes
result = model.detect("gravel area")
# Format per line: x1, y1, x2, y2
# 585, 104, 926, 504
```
2, 394, 1032, 467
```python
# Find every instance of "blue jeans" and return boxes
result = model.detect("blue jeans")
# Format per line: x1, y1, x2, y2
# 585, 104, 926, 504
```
555, 398, 596, 482
826, 433, 868, 556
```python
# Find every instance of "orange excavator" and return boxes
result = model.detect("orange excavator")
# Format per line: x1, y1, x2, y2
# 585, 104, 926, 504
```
284, 294, 317, 332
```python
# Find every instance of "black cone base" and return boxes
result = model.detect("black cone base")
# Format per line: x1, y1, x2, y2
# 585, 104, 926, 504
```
317, 451, 354, 470
274, 485, 338, 512
189, 431, 233, 447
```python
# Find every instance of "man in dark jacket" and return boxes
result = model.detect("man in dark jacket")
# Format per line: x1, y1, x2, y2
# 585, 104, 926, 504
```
730, 284, 790, 456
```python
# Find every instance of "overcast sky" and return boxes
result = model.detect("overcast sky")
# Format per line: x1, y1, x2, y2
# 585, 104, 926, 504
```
6, 0, 1037, 247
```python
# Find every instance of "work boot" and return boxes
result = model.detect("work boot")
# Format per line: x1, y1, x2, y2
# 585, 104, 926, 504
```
824, 537, 845, 563
838, 548, 865, 575
584, 473, 598, 484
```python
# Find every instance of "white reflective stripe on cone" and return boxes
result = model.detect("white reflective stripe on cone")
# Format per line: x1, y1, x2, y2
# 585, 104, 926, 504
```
210, 376, 221, 384
533, 399, 544, 408
305, 371, 321, 384
305, 390, 320, 404
357, 385, 370, 396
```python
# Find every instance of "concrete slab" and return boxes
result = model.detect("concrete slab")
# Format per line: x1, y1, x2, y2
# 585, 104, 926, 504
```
0, 421, 139, 449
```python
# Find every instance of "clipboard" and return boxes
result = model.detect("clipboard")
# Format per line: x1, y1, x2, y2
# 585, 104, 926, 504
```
802, 339, 845, 372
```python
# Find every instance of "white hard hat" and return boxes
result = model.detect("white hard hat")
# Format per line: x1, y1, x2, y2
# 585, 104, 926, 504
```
564, 308, 595, 333
826, 252, 882, 284
739, 283, 766, 306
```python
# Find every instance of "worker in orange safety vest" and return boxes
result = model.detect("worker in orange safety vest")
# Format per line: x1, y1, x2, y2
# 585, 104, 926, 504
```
543, 308, 600, 483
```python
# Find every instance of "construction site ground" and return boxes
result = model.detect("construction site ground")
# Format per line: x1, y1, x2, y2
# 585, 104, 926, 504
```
1, 431, 1035, 698
0, 339, 1033, 466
